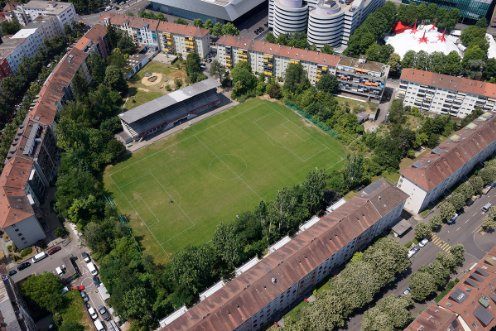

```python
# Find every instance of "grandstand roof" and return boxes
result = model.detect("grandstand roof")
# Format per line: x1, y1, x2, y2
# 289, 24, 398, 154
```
119, 78, 220, 124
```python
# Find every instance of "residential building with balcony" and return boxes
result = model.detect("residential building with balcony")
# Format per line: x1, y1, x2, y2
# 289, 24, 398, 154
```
398, 68, 496, 118
159, 179, 408, 331
13, 0, 76, 29
216, 35, 389, 100
397, 112, 496, 214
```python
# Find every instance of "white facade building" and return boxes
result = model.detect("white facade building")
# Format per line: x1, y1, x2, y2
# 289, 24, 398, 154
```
398, 68, 496, 118
397, 112, 496, 214
269, 0, 385, 48
160, 179, 408, 331
14, 0, 76, 29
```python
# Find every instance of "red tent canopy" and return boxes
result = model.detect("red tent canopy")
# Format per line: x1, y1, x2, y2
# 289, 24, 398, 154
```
393, 21, 409, 34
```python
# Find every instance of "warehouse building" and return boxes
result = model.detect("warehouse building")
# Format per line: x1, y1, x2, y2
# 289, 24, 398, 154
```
149, 0, 266, 22
216, 35, 389, 100
397, 112, 496, 214
398, 68, 496, 118
119, 79, 221, 141
159, 179, 408, 331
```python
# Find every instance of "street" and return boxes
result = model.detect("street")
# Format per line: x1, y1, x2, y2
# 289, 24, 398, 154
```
344, 187, 496, 330
80, 0, 149, 26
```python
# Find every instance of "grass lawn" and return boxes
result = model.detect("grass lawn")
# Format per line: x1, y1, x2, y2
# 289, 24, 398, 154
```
124, 60, 187, 110
336, 96, 375, 113
60, 291, 92, 329
104, 99, 347, 263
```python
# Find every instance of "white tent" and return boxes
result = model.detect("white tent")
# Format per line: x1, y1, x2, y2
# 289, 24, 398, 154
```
385, 24, 463, 59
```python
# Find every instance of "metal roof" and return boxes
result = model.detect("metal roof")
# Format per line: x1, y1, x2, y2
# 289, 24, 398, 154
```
119, 79, 220, 124
474, 306, 494, 326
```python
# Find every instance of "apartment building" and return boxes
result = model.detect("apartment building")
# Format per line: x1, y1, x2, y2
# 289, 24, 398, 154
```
269, 0, 385, 48
14, 0, 76, 28
100, 14, 211, 59
159, 179, 408, 331
407, 245, 496, 330
397, 112, 496, 214
0, 15, 63, 76
0, 25, 109, 249
0, 273, 36, 330
216, 35, 389, 100
398, 68, 496, 118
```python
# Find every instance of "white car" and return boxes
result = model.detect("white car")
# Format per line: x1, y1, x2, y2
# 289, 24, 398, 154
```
407, 246, 420, 258
419, 238, 429, 247
88, 307, 98, 320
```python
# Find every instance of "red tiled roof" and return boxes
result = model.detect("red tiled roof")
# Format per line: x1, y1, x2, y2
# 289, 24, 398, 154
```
0, 156, 35, 228
401, 68, 496, 99
74, 24, 108, 52
405, 304, 462, 331
217, 35, 341, 68
437, 245, 496, 330
100, 13, 209, 38
163, 179, 408, 331
400, 112, 496, 191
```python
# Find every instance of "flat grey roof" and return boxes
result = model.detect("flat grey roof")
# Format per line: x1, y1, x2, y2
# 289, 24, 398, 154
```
119, 78, 220, 124
391, 219, 412, 236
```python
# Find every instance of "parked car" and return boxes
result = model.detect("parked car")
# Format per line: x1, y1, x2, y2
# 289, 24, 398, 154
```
482, 203, 492, 213
47, 246, 61, 255
402, 287, 411, 296
407, 246, 420, 258
98, 305, 111, 321
17, 261, 31, 271
87, 262, 98, 276
419, 238, 429, 247
72, 285, 85, 291
32, 251, 48, 263
61, 286, 69, 294
482, 185, 492, 195
8, 269, 17, 276
82, 252, 91, 263
88, 307, 98, 320
447, 213, 459, 224
81, 291, 89, 303
92, 275, 101, 286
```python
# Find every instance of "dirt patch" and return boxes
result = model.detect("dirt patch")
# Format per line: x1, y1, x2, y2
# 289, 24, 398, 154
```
141, 72, 163, 87
138, 87, 150, 92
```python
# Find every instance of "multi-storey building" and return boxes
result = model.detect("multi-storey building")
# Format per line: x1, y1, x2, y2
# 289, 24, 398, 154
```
402, 0, 491, 21
397, 112, 496, 214
159, 179, 407, 331
406, 244, 496, 330
398, 68, 496, 118
0, 25, 109, 249
269, 0, 385, 48
0, 272, 36, 330
13, 0, 76, 28
100, 14, 211, 59
0, 15, 63, 76
216, 35, 389, 100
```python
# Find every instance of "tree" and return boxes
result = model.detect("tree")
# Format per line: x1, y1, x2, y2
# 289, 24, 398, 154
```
87, 53, 106, 84
231, 61, 257, 99
482, 217, 496, 232
447, 192, 466, 211
387, 53, 402, 77
362, 296, 413, 331
267, 80, 282, 99
209, 59, 226, 80
193, 19, 203, 27
104, 65, 127, 94
21, 273, 65, 314
439, 201, 456, 222
283, 63, 310, 96
211, 22, 223, 37
409, 270, 437, 302
449, 244, 465, 266
479, 166, 496, 185
322, 44, 333, 54
429, 215, 443, 232
456, 182, 474, 200
414, 222, 431, 241
0, 20, 21, 35
469, 176, 484, 195
316, 74, 339, 94
288, 292, 347, 330
185, 52, 202, 83
221, 22, 239, 36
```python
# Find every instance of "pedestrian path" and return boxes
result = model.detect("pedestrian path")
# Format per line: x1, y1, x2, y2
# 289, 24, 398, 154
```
431, 234, 451, 252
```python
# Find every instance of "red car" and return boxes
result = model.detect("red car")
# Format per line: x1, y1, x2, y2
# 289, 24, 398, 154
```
47, 246, 61, 255
71, 285, 85, 291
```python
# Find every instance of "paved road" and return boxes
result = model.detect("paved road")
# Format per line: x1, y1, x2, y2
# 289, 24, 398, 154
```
344, 189, 496, 330
80, 0, 149, 26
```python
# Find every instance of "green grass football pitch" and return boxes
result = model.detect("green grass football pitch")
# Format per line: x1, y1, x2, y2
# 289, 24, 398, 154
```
104, 99, 347, 263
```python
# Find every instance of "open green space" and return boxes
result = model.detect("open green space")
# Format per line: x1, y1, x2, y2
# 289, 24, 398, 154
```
124, 60, 187, 109
104, 99, 346, 262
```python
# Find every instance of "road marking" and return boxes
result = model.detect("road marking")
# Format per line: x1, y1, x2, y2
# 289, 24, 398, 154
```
455, 227, 461, 231
431, 234, 451, 252
465, 219, 470, 224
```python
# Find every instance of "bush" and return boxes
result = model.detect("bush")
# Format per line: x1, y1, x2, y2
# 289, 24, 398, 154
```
414, 223, 431, 241
54, 226, 68, 238
20, 247, 32, 258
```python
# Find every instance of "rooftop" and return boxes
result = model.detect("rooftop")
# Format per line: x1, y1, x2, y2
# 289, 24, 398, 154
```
0, 37, 24, 58
400, 112, 496, 191
19, 0, 73, 14
405, 303, 462, 331
11, 28, 36, 39
119, 78, 220, 124
438, 245, 496, 330
161, 179, 408, 331
337, 56, 389, 75
400, 68, 496, 99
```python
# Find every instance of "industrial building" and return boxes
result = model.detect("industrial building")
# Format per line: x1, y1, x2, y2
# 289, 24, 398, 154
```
148, 0, 266, 22
159, 179, 407, 330
119, 79, 221, 141
216, 35, 389, 100
100, 13, 211, 59
0, 25, 109, 249
268, 0, 385, 48
397, 112, 496, 214
398, 68, 496, 118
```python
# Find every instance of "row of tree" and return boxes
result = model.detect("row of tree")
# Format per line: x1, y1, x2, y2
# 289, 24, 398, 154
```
285, 238, 410, 330
264, 32, 333, 54
409, 246, 464, 302
192, 18, 239, 37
